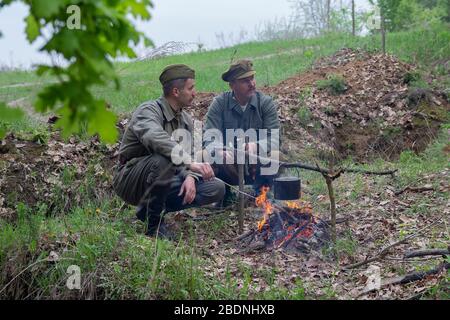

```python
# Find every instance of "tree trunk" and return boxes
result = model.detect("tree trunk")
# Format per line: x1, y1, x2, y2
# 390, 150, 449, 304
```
352, 0, 356, 36
325, 158, 337, 244
326, 0, 331, 31
325, 176, 337, 244
381, 5, 386, 54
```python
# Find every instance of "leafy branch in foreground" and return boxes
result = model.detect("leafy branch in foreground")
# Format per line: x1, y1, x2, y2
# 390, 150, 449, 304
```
0, 0, 154, 143
0, 102, 24, 139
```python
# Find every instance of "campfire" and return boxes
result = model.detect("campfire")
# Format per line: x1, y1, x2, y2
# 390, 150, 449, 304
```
239, 187, 330, 253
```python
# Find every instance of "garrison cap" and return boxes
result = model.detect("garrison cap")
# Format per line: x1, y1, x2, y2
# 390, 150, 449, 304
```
221, 59, 256, 82
159, 64, 195, 85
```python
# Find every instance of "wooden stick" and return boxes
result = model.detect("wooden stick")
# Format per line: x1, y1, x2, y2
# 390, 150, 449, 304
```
219, 146, 397, 176
404, 249, 449, 259
315, 160, 337, 244
343, 217, 444, 270
323, 216, 352, 225
395, 185, 435, 196
358, 262, 449, 297
324, 176, 337, 243
235, 229, 253, 241
238, 162, 245, 234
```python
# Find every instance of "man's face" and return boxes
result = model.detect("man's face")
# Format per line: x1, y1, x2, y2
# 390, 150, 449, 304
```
230, 75, 256, 100
175, 78, 196, 107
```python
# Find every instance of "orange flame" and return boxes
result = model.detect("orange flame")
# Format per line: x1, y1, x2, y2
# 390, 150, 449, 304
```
255, 186, 273, 231
285, 200, 313, 215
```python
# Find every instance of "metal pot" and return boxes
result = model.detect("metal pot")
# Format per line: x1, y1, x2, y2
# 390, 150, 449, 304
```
273, 176, 301, 200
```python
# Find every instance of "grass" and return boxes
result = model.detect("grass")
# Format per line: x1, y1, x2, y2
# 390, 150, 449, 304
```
316, 74, 348, 95
0, 153, 310, 299
0, 200, 312, 299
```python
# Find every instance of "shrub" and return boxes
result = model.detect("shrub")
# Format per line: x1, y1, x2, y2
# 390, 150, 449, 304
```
316, 74, 348, 95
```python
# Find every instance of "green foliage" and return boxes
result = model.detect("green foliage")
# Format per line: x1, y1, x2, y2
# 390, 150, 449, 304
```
403, 71, 422, 85
396, 128, 449, 187
0, 102, 24, 139
0, 0, 154, 143
297, 106, 313, 127
370, 0, 448, 31
316, 74, 348, 95
322, 231, 358, 260
329, 7, 370, 35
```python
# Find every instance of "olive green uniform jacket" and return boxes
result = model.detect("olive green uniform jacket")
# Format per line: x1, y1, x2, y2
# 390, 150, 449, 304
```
113, 96, 197, 205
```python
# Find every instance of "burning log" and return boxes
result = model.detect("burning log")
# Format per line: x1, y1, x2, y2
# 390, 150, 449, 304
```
238, 187, 330, 254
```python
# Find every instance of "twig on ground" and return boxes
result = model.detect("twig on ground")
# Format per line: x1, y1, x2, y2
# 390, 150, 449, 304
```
404, 248, 449, 259
323, 216, 352, 225
358, 262, 449, 297
235, 229, 253, 241
342, 217, 444, 270
395, 185, 435, 196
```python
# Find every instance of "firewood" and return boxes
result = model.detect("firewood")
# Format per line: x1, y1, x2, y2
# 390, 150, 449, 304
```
243, 241, 266, 252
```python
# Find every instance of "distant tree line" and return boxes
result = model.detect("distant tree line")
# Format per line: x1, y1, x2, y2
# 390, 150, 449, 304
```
370, 0, 449, 32
218, 0, 449, 45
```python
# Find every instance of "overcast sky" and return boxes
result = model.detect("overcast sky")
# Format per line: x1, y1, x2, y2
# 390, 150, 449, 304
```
0, 0, 371, 69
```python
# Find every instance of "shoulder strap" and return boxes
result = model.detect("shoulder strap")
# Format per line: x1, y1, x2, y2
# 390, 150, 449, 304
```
257, 91, 261, 113
224, 92, 231, 131
156, 101, 168, 129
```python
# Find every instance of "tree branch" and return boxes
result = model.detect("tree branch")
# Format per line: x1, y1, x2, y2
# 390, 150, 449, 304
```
404, 248, 449, 259
342, 217, 444, 270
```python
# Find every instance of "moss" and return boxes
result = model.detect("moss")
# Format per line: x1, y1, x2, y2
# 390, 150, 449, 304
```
417, 102, 449, 121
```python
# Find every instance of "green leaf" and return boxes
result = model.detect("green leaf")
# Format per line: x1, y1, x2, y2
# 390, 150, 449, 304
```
43, 29, 81, 59
53, 103, 79, 139
143, 36, 154, 48
32, 0, 64, 18
25, 14, 40, 42
0, 102, 24, 122
127, 1, 151, 19
0, 102, 24, 139
87, 100, 118, 144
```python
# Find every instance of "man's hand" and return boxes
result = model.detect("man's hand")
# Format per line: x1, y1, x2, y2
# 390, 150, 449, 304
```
189, 162, 215, 181
178, 176, 196, 205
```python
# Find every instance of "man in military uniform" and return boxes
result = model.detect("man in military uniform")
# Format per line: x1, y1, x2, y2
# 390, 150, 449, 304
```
203, 59, 280, 204
114, 64, 225, 239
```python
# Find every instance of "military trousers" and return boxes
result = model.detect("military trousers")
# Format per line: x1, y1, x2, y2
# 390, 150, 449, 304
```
113, 154, 225, 227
